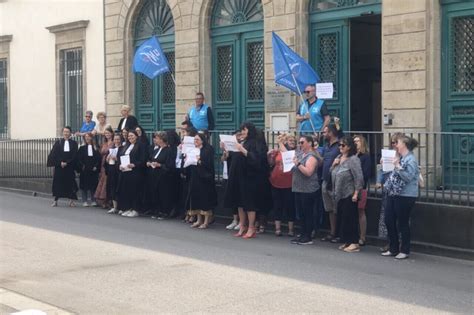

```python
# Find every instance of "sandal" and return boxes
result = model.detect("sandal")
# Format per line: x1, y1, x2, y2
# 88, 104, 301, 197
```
287, 231, 294, 237
358, 239, 366, 246
68, 200, 76, 207
275, 230, 282, 237
258, 226, 265, 234
198, 224, 208, 229
338, 244, 349, 250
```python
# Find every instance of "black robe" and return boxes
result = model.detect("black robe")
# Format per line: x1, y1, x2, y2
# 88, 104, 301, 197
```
48, 139, 78, 199
105, 146, 121, 201
223, 138, 265, 211
77, 145, 101, 191
116, 115, 138, 132
116, 142, 146, 211
185, 144, 217, 211
144, 145, 177, 215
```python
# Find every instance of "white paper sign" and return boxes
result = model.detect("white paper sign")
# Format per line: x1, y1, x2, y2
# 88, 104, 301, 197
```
120, 155, 131, 172
222, 161, 228, 179
219, 134, 239, 152
382, 149, 397, 172
108, 148, 118, 165
316, 83, 334, 99
175, 148, 182, 168
282, 150, 296, 173
182, 136, 195, 154
184, 148, 200, 168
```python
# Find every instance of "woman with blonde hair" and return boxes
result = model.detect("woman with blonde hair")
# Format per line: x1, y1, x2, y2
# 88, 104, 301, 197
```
353, 135, 371, 246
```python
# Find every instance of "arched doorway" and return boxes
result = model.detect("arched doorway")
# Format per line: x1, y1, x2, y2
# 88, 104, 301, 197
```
309, 0, 381, 131
134, 0, 175, 132
211, 0, 264, 130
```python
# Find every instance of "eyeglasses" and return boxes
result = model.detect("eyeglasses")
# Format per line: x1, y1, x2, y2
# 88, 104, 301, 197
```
304, 90, 311, 94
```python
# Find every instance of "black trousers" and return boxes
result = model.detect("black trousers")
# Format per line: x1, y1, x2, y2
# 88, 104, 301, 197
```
338, 196, 359, 245
385, 195, 417, 254
272, 187, 295, 222
295, 191, 317, 240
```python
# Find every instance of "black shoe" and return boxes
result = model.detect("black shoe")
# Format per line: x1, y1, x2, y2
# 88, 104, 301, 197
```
291, 238, 301, 244
297, 238, 314, 245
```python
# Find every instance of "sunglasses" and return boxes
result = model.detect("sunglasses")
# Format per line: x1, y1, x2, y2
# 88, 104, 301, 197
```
85, 116, 92, 118
299, 141, 305, 145
339, 143, 347, 147
304, 90, 311, 94
391, 142, 397, 145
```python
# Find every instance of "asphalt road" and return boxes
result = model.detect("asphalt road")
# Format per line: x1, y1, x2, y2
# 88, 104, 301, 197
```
0, 190, 472, 314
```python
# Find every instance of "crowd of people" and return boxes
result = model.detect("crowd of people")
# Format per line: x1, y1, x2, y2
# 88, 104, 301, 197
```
47, 89, 421, 259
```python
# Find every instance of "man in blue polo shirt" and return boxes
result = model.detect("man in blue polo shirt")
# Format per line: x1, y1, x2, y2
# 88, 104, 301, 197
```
296, 84, 330, 134
185, 92, 215, 132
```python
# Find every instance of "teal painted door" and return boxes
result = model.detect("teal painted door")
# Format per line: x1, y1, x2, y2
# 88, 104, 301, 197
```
212, 29, 264, 131
135, 41, 175, 132
310, 20, 349, 129
441, 1, 474, 188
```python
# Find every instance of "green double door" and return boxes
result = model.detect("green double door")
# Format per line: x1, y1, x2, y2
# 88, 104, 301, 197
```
441, 1, 474, 188
135, 37, 175, 132
212, 25, 264, 131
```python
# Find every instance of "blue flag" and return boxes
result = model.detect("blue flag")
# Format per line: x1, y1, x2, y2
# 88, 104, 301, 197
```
133, 36, 170, 80
272, 32, 320, 94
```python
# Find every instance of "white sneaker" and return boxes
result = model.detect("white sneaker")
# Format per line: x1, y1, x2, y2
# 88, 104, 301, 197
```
51, 201, 58, 207
91, 202, 98, 207
127, 210, 139, 217
395, 253, 409, 260
118, 210, 124, 215
233, 223, 241, 231
381, 250, 394, 256
107, 208, 116, 214
121, 210, 131, 216
226, 221, 238, 230
82, 202, 89, 207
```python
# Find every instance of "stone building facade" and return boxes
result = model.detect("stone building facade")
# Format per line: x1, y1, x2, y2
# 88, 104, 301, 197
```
103, 0, 473, 136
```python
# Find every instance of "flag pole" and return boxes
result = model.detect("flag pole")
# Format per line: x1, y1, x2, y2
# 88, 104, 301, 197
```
170, 72, 176, 85
291, 73, 316, 135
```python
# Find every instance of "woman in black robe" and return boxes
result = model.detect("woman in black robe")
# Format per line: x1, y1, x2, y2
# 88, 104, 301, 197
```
223, 121, 264, 239
144, 131, 178, 219
186, 133, 217, 229
48, 126, 79, 207
105, 133, 123, 214
255, 129, 273, 233
77, 133, 101, 207
116, 130, 146, 218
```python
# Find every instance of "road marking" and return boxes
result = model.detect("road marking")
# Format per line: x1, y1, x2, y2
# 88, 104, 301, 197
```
0, 288, 73, 315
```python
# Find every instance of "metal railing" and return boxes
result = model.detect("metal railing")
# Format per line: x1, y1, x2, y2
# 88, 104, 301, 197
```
0, 131, 473, 207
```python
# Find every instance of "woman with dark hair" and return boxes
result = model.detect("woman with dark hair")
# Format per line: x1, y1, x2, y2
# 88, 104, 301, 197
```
77, 133, 101, 207
382, 135, 419, 260
224, 121, 263, 239
145, 131, 177, 219
116, 130, 146, 217
330, 136, 364, 252
353, 134, 371, 246
94, 127, 115, 208
48, 126, 79, 207
185, 132, 217, 228
165, 129, 181, 218
135, 125, 149, 147
268, 134, 297, 236
121, 128, 129, 146
255, 129, 273, 234
106, 133, 123, 213
291, 135, 320, 245
179, 127, 198, 223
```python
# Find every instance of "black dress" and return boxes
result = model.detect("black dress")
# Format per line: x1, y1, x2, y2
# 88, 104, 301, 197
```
223, 138, 264, 211
48, 139, 79, 200
77, 145, 101, 191
105, 146, 121, 201
185, 144, 217, 212
116, 142, 146, 211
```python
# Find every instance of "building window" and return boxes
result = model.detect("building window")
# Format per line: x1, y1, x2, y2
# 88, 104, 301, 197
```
0, 59, 7, 139
60, 49, 83, 132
